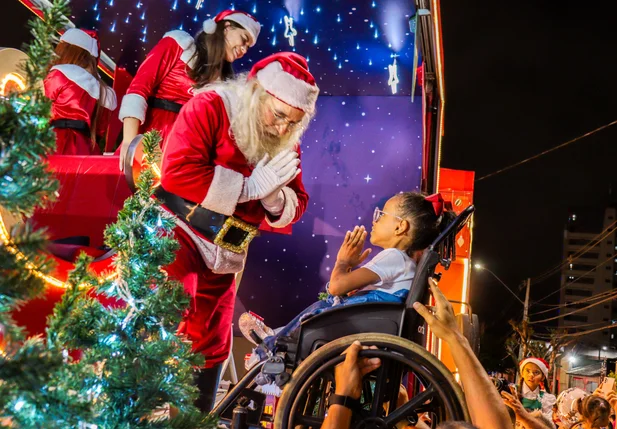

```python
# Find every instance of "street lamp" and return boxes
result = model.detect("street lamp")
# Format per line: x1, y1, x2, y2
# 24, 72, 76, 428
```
473, 263, 524, 305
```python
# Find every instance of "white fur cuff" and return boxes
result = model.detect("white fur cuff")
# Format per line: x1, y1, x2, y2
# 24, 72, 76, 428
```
118, 93, 148, 123
201, 165, 244, 216
261, 189, 285, 215
265, 186, 298, 228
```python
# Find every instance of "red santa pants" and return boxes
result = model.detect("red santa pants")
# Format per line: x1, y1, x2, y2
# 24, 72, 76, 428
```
166, 227, 236, 368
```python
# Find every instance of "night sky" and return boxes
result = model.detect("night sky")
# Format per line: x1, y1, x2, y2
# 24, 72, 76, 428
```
439, 0, 617, 367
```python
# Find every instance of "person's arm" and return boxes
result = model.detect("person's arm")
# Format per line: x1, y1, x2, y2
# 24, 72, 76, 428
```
413, 280, 512, 429
118, 35, 184, 169
321, 341, 381, 429
328, 226, 379, 296
321, 405, 352, 429
502, 389, 549, 429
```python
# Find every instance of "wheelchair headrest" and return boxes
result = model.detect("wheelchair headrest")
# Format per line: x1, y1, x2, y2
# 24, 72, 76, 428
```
402, 205, 475, 336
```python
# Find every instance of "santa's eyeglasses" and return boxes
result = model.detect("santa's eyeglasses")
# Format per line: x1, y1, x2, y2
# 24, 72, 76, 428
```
373, 207, 403, 223
268, 104, 304, 131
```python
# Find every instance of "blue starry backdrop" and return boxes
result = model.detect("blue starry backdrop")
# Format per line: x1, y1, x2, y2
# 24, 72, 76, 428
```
68, 0, 424, 326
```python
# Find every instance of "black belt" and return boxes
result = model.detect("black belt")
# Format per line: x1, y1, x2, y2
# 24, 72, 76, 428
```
50, 119, 90, 137
148, 97, 183, 114
154, 186, 258, 254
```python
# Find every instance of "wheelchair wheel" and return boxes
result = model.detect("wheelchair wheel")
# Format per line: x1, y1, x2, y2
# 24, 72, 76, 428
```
274, 333, 469, 429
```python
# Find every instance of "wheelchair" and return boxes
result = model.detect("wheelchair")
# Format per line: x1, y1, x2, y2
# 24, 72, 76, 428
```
212, 205, 476, 429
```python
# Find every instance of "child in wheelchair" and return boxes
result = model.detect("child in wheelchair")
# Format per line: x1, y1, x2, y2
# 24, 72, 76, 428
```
239, 191, 456, 368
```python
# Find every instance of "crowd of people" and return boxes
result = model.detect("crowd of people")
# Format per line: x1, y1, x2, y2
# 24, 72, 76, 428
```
323, 279, 617, 429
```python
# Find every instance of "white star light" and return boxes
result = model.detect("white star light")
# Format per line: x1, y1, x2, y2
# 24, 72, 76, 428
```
364, 175, 372, 183
284, 16, 298, 47
388, 56, 399, 94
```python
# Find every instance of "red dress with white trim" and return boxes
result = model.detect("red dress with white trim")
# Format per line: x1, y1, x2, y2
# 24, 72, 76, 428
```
118, 30, 197, 149
160, 89, 309, 367
44, 64, 117, 155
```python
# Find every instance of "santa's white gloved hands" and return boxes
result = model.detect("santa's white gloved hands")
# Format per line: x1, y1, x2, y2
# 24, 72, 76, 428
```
261, 164, 301, 215
239, 149, 300, 203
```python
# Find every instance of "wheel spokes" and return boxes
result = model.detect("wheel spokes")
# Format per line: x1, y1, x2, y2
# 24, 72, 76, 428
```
295, 414, 325, 426
383, 386, 437, 426
369, 357, 390, 416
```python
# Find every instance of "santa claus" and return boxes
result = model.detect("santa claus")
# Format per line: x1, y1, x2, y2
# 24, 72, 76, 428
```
157, 52, 318, 411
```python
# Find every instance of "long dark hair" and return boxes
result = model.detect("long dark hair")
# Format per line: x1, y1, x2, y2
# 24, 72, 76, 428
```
188, 20, 238, 88
50, 41, 111, 146
397, 192, 457, 256
576, 395, 610, 428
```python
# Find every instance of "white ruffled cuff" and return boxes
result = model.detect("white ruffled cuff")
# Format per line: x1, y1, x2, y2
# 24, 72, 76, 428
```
118, 93, 147, 123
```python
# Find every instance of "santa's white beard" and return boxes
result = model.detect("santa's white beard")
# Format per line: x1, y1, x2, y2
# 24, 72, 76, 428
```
200, 73, 312, 166
231, 106, 303, 166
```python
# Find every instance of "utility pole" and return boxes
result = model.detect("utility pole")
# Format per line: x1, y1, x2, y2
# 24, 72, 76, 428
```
518, 278, 531, 362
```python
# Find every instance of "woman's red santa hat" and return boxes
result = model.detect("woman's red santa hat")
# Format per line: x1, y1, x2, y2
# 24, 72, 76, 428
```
520, 357, 550, 380
60, 28, 100, 58
248, 52, 320, 114
202, 10, 261, 47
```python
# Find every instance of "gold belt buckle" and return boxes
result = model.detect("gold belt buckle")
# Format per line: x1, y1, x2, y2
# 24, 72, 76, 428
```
213, 217, 259, 254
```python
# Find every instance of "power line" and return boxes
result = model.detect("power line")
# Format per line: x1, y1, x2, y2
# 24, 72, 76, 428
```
531, 220, 617, 285
476, 119, 617, 182
529, 292, 617, 325
532, 252, 617, 305
562, 322, 617, 338
529, 289, 617, 316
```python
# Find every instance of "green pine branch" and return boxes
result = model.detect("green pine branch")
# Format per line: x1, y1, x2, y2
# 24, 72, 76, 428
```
48, 131, 217, 428
0, 1, 97, 427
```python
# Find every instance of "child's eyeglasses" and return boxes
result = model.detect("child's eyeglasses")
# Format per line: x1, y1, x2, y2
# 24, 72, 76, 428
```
373, 207, 403, 223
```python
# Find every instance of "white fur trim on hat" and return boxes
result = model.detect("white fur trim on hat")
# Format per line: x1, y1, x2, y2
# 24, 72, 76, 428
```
202, 19, 217, 34
60, 28, 98, 58
163, 30, 197, 69
520, 358, 549, 380
223, 13, 261, 47
201, 165, 244, 216
256, 62, 319, 113
118, 93, 148, 123
265, 186, 298, 228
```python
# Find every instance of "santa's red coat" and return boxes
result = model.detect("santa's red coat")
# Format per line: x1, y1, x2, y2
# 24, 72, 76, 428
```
160, 88, 308, 366
118, 31, 197, 149
44, 65, 117, 155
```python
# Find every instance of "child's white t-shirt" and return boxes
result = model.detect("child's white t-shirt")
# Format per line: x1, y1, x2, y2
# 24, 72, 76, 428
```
359, 248, 416, 295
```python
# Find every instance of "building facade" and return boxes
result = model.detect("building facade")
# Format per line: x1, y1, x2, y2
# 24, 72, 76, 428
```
558, 207, 617, 348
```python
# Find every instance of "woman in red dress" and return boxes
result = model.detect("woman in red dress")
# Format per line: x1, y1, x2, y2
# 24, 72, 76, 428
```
117, 9, 261, 169
44, 29, 117, 155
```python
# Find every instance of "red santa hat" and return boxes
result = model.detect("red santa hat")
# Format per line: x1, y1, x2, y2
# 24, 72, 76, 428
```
202, 10, 261, 47
520, 357, 549, 380
248, 52, 319, 114
60, 28, 99, 58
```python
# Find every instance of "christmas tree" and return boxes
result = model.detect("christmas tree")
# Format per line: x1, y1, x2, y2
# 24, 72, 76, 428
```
0, 0, 94, 426
1, 0, 217, 424
48, 131, 216, 428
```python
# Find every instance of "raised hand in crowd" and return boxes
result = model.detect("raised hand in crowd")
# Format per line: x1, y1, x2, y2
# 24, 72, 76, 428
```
413, 279, 512, 429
